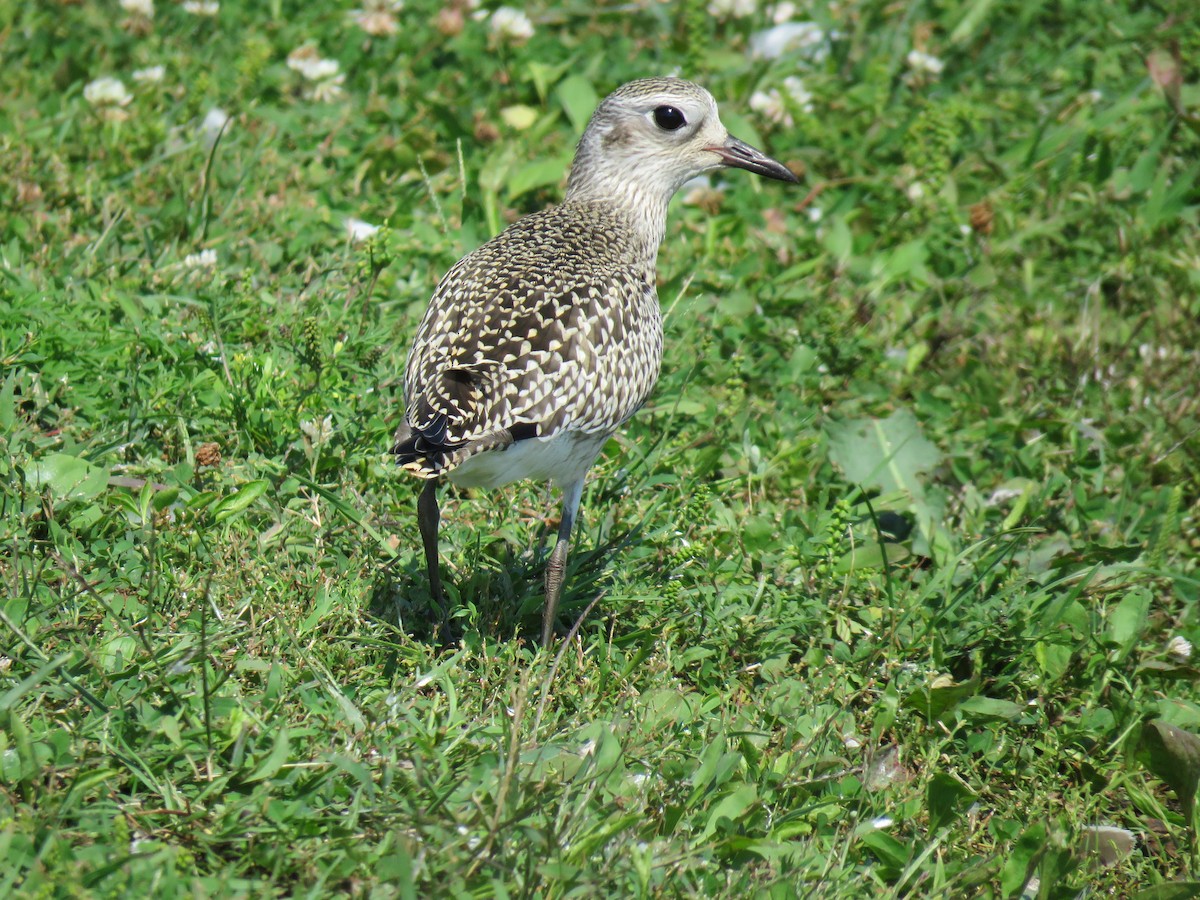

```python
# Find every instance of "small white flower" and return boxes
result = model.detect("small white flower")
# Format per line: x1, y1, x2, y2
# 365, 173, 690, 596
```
906, 49, 945, 76
750, 89, 788, 125
345, 218, 380, 242
308, 75, 345, 103
782, 76, 814, 113
199, 107, 230, 147
1168, 636, 1193, 663
906, 180, 927, 202
131, 65, 165, 84
707, 0, 757, 17
182, 0, 219, 15
807, 206, 823, 223
749, 76, 812, 127
289, 56, 341, 82
300, 415, 334, 448
750, 21, 827, 61
287, 48, 345, 101
183, 249, 217, 268
870, 816, 894, 830
490, 7, 534, 43
350, 0, 402, 35
769, 1, 797, 23
84, 77, 133, 108
120, 0, 154, 17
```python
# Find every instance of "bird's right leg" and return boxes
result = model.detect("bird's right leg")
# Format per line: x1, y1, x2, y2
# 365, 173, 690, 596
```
542, 478, 585, 649
417, 478, 453, 645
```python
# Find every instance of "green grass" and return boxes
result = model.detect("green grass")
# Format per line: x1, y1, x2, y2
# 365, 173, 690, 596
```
2, 0, 1200, 895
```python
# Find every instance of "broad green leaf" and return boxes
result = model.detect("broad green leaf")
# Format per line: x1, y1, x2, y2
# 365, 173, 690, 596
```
999, 822, 1047, 898
507, 154, 571, 199
904, 674, 980, 722
702, 783, 757, 837
826, 409, 942, 496
858, 830, 909, 871
26, 453, 109, 503
957, 696, 1024, 721
927, 772, 975, 832
1035, 641, 1072, 680
835, 541, 910, 573
1139, 719, 1200, 817
1107, 589, 1150, 659
212, 480, 270, 522
244, 729, 290, 784
556, 74, 598, 134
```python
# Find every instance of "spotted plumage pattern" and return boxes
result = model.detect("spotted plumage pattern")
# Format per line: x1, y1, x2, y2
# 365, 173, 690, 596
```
394, 200, 662, 480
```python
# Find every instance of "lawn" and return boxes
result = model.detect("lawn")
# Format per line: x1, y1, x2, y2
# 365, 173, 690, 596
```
2, 0, 1200, 896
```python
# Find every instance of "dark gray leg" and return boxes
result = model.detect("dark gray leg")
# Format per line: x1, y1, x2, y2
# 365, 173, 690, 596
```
417, 478, 452, 644
542, 479, 585, 648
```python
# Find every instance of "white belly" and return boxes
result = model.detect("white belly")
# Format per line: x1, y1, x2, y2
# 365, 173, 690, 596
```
448, 431, 611, 489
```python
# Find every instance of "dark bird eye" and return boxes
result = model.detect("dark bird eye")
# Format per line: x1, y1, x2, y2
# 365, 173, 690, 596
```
653, 105, 687, 131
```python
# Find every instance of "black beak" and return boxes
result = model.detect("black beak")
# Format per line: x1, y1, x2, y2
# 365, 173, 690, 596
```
707, 136, 799, 183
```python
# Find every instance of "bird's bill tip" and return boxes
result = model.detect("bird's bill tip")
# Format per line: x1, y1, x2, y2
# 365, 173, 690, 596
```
707, 137, 800, 183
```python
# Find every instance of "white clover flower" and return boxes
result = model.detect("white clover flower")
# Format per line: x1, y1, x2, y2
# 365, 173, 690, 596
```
490, 7, 534, 43
1168, 636, 1193, 663
120, 0, 154, 17
750, 21, 827, 61
287, 48, 345, 101
782, 76, 814, 113
289, 56, 341, 82
300, 415, 334, 448
749, 76, 812, 127
199, 107, 230, 147
750, 89, 788, 125
132, 65, 165, 84
183, 249, 217, 268
707, 0, 757, 17
345, 218, 380, 242
309, 75, 345, 102
769, 0, 797, 23
906, 49, 945, 76
182, 0, 219, 15
84, 77, 133, 108
350, 0, 402, 35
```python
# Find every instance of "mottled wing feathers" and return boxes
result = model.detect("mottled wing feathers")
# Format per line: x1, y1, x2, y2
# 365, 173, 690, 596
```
396, 201, 664, 478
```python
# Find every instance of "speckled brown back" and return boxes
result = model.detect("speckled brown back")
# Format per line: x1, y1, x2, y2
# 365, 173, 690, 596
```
394, 200, 664, 478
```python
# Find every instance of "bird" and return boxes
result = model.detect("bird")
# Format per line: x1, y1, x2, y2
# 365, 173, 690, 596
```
393, 76, 798, 648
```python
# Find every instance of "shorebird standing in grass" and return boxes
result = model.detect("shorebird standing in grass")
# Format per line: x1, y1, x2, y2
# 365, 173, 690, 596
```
394, 77, 798, 647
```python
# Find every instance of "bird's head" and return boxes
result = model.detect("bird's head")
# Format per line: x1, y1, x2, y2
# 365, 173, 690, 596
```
566, 77, 798, 207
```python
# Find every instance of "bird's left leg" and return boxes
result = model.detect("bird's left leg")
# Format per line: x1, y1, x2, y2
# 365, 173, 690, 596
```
417, 477, 453, 646
541, 478, 585, 649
